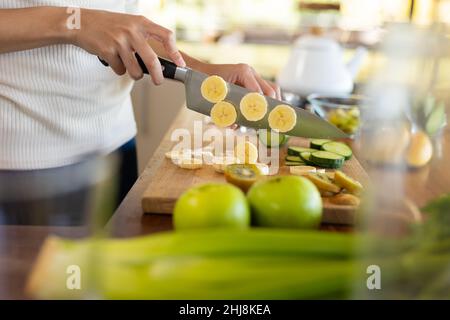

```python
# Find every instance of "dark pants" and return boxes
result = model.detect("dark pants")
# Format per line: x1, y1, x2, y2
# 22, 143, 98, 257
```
0, 139, 138, 226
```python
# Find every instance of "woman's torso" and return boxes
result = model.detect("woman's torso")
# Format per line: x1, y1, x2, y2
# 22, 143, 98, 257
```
0, 0, 139, 170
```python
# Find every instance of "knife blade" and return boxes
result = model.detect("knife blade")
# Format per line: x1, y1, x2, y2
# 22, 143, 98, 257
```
100, 55, 349, 139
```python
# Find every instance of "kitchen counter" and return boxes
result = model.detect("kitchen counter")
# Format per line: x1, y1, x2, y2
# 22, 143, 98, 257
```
1, 105, 449, 299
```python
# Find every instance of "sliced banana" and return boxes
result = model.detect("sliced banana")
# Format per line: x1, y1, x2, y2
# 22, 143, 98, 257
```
201, 75, 228, 103
210, 101, 237, 128
211, 155, 239, 173
268, 104, 297, 133
177, 157, 203, 170
166, 151, 179, 160
240, 92, 268, 121
165, 149, 193, 160
234, 141, 258, 164
166, 149, 212, 163
289, 166, 317, 176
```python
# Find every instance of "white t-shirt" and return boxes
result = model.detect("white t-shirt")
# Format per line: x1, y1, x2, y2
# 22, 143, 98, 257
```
0, 0, 140, 170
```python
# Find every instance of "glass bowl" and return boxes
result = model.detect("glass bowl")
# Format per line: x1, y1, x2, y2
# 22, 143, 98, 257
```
307, 94, 368, 136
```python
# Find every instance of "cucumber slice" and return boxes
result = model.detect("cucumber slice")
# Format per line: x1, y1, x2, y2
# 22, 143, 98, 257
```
285, 161, 306, 166
310, 139, 331, 150
321, 142, 353, 160
285, 156, 303, 162
299, 152, 316, 166
258, 129, 289, 147
287, 146, 316, 156
310, 151, 345, 169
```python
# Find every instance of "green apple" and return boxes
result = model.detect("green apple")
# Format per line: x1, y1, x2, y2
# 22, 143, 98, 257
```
173, 183, 250, 230
247, 176, 322, 229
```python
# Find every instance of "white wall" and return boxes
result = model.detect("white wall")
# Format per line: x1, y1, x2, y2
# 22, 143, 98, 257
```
131, 78, 186, 173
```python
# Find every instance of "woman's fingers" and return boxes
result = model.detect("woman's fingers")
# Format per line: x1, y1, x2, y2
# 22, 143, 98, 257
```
269, 81, 282, 100
142, 19, 185, 67
237, 64, 263, 94
131, 34, 164, 85
118, 46, 143, 80
253, 72, 276, 99
103, 52, 126, 76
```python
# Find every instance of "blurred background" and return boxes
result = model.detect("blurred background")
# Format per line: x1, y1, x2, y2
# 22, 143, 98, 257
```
133, 0, 450, 172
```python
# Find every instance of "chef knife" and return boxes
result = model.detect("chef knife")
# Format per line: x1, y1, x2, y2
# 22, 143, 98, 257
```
100, 55, 348, 139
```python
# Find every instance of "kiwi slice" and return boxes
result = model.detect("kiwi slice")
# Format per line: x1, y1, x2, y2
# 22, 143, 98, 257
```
224, 164, 261, 192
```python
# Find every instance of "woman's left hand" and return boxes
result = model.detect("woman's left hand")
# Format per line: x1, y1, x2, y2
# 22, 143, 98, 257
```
202, 63, 281, 100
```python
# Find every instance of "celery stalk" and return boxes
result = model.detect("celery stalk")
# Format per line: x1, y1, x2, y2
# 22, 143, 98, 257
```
28, 229, 358, 299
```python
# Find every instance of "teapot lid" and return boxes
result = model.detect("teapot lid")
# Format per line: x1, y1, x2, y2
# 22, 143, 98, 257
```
294, 35, 339, 51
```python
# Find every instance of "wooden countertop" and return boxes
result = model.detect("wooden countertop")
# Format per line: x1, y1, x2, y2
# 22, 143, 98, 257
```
2, 105, 449, 299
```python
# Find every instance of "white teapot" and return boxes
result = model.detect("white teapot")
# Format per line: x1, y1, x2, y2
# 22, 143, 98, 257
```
278, 35, 367, 96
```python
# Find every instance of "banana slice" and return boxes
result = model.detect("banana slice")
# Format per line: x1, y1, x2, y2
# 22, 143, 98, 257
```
268, 104, 297, 133
165, 149, 193, 160
289, 166, 317, 176
234, 141, 258, 164
210, 101, 237, 128
166, 149, 212, 163
177, 157, 203, 170
211, 155, 239, 173
240, 92, 268, 121
165, 150, 179, 160
201, 75, 228, 103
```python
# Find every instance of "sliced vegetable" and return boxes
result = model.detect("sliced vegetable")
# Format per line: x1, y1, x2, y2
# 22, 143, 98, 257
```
240, 92, 268, 122
258, 130, 289, 147
268, 104, 297, 133
177, 158, 203, 170
328, 108, 360, 135
225, 164, 261, 192
289, 166, 317, 176
285, 161, 306, 166
26, 229, 358, 299
299, 152, 316, 166
310, 151, 345, 169
334, 171, 363, 195
321, 142, 353, 160
285, 156, 303, 163
310, 139, 331, 150
201, 75, 228, 103
305, 173, 341, 194
210, 101, 237, 127
287, 146, 316, 156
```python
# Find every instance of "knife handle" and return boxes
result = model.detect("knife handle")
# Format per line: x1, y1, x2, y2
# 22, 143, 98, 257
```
98, 54, 177, 79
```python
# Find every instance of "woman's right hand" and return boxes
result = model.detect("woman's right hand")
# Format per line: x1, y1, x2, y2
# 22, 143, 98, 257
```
69, 9, 185, 83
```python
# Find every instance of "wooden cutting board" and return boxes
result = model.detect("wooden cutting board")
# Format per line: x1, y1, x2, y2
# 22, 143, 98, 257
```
142, 136, 369, 225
